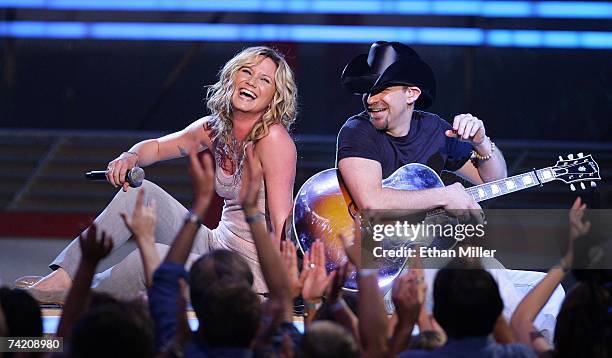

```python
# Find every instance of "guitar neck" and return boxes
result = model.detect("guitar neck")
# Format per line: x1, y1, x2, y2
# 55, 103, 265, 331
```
465, 167, 557, 203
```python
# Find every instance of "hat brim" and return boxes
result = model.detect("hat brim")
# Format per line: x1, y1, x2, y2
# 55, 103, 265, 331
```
340, 54, 378, 94
341, 54, 436, 109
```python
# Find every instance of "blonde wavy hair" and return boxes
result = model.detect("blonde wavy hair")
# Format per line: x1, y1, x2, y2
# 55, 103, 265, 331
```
206, 46, 298, 146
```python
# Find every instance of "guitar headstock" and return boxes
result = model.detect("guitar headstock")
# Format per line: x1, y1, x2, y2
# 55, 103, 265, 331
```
551, 153, 600, 191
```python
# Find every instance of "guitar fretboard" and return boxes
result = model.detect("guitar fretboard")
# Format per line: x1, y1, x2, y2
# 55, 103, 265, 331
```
465, 168, 556, 203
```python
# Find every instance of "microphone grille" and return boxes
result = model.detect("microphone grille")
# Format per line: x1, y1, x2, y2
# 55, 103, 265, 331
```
128, 167, 145, 187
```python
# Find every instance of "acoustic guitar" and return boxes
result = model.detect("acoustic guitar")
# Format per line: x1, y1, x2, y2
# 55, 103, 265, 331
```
292, 154, 600, 291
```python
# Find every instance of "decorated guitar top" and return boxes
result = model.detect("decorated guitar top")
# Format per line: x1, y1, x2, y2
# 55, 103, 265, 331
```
292, 154, 600, 292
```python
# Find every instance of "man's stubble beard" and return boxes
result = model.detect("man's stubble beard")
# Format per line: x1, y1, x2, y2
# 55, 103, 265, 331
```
370, 117, 389, 132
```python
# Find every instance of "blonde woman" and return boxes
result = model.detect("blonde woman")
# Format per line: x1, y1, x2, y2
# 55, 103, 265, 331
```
29, 46, 298, 298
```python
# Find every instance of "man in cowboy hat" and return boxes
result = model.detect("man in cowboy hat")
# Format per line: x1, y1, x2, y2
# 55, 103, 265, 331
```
337, 41, 507, 214
337, 39, 516, 326
336, 42, 564, 350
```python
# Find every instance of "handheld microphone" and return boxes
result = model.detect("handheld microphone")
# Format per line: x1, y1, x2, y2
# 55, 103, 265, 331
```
85, 167, 145, 188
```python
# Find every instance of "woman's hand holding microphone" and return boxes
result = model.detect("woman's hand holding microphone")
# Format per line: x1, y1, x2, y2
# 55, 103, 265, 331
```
105, 151, 140, 192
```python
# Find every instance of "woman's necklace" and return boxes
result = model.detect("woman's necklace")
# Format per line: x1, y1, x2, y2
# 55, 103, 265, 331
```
214, 134, 246, 189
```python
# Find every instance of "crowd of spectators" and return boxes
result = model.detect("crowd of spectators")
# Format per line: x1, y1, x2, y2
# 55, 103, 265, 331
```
0, 149, 609, 358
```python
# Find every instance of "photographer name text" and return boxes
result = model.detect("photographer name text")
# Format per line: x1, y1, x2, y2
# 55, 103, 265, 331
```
373, 246, 496, 258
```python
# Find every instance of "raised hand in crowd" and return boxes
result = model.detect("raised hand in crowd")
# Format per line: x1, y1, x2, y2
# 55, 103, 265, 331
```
148, 151, 215, 353
326, 262, 360, 343
396, 270, 425, 324
566, 196, 591, 264
510, 196, 591, 355
235, 143, 301, 356
409, 251, 443, 336
240, 143, 293, 318
164, 150, 214, 265
388, 270, 425, 356
327, 262, 348, 305
120, 189, 159, 287
239, 143, 262, 212
301, 239, 336, 323
358, 266, 389, 358
57, 224, 113, 340
79, 224, 114, 264
189, 151, 215, 219
280, 240, 307, 299
339, 215, 390, 356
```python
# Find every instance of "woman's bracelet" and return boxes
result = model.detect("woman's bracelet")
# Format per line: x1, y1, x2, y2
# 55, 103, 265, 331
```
123, 151, 140, 165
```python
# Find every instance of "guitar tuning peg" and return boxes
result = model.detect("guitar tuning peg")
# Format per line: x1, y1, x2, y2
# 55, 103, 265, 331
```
567, 154, 574, 160
570, 184, 576, 191
580, 182, 586, 190
577, 152, 584, 158
591, 181, 597, 188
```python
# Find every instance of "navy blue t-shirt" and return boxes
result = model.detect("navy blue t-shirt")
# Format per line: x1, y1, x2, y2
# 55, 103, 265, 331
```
336, 110, 472, 179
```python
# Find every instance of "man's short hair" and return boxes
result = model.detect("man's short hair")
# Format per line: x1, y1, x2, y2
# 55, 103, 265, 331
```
409, 330, 447, 351
189, 249, 254, 316
197, 281, 261, 347
433, 261, 503, 339
71, 302, 155, 358
300, 321, 358, 358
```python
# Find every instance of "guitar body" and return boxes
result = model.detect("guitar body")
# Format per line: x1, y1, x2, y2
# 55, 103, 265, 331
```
293, 163, 447, 291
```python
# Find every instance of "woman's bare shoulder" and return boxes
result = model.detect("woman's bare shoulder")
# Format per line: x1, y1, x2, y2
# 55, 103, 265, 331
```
258, 123, 294, 145
256, 124, 296, 163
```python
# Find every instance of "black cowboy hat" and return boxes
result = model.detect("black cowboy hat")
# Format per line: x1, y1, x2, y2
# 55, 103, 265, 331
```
341, 41, 436, 109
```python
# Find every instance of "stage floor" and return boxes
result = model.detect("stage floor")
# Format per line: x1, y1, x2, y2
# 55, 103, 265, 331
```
0, 237, 139, 287
41, 309, 305, 334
